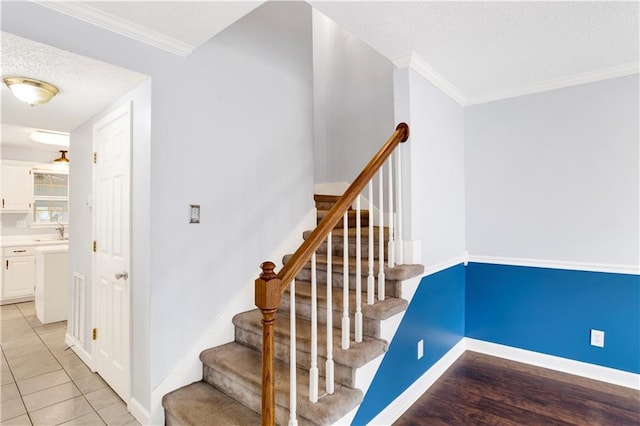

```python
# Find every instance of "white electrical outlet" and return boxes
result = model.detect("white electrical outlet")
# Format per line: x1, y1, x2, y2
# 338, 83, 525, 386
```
16, 220, 27, 228
417, 339, 424, 359
590, 329, 605, 348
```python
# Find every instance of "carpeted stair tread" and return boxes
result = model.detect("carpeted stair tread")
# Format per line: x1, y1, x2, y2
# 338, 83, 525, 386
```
233, 309, 387, 369
201, 342, 363, 425
303, 227, 389, 241
281, 281, 408, 322
314, 194, 342, 204
283, 254, 424, 281
163, 381, 260, 426
316, 209, 370, 228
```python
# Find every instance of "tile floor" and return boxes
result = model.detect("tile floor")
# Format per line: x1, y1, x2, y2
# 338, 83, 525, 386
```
1, 301, 140, 425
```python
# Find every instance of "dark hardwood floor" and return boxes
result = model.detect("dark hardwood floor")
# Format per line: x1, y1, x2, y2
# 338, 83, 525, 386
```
393, 351, 640, 426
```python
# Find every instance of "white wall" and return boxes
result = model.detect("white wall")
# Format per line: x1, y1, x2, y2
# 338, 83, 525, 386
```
312, 10, 394, 184
3, 0, 314, 413
394, 67, 466, 267
465, 75, 639, 267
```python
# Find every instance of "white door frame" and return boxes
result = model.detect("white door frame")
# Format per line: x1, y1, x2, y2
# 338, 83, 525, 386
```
91, 101, 133, 403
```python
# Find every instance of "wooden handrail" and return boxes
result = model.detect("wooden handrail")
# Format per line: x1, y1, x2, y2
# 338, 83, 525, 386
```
277, 122, 409, 289
255, 123, 409, 426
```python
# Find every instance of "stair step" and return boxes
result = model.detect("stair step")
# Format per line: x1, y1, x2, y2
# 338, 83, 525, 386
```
280, 281, 408, 339
292, 265, 423, 299
201, 342, 363, 426
314, 194, 344, 211
163, 381, 260, 426
284, 254, 425, 281
317, 209, 370, 228
233, 310, 387, 388
304, 227, 389, 241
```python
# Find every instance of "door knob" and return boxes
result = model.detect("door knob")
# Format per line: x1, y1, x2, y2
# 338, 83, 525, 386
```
115, 271, 129, 280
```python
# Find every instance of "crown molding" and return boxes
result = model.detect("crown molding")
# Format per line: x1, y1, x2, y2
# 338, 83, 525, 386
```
465, 62, 640, 105
392, 53, 467, 106
393, 53, 639, 107
35, 1, 194, 57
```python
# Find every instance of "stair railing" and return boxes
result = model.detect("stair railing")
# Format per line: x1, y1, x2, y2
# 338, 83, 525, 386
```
255, 123, 410, 426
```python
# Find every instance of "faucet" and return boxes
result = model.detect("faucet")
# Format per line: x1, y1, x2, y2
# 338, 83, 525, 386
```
56, 223, 65, 239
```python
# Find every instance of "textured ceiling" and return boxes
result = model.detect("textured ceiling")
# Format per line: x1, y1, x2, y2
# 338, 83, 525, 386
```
309, 1, 639, 103
1, 32, 148, 146
3, 1, 638, 148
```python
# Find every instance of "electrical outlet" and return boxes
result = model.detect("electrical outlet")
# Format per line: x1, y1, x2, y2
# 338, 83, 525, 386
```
16, 220, 27, 228
417, 339, 424, 359
590, 329, 605, 348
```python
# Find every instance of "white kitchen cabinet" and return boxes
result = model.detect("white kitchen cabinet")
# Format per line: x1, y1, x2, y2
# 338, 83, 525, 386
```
2, 246, 36, 304
1, 165, 33, 212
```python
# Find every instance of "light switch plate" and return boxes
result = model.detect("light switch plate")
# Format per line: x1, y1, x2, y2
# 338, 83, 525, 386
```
189, 204, 200, 224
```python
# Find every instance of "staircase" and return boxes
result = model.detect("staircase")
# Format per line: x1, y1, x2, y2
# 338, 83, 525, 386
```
162, 194, 424, 425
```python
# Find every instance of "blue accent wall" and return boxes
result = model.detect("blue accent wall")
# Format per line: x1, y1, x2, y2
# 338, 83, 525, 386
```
351, 264, 465, 425
466, 263, 640, 374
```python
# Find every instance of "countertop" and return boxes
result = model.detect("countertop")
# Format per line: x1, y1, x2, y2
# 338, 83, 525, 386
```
1, 235, 70, 248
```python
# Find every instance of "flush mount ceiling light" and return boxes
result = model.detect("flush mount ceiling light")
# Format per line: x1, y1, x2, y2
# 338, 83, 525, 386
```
53, 150, 70, 164
3, 76, 59, 106
30, 130, 70, 147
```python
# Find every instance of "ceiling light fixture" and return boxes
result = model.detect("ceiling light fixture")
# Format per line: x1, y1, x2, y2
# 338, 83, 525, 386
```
3, 76, 59, 106
53, 150, 70, 164
30, 130, 70, 147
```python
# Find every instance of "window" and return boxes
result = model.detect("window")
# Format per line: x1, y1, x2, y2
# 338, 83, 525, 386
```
32, 171, 68, 225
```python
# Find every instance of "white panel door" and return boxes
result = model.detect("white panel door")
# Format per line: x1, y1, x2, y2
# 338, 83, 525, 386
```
93, 103, 131, 402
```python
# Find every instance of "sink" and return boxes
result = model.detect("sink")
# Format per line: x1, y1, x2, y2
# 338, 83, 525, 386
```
33, 238, 68, 243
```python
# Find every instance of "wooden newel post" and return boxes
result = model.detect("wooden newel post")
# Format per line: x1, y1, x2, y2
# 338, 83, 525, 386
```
255, 261, 281, 426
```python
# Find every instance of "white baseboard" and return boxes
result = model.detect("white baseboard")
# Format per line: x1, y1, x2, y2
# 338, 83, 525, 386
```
149, 208, 316, 424
424, 254, 466, 276
367, 338, 466, 425
65, 333, 93, 371
129, 397, 153, 425
465, 338, 640, 390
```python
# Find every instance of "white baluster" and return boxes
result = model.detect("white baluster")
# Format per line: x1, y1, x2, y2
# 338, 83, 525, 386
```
378, 172, 386, 301
367, 182, 374, 305
355, 197, 362, 343
388, 155, 395, 268
342, 211, 350, 350
289, 279, 298, 426
326, 233, 334, 394
309, 253, 318, 403
396, 146, 404, 265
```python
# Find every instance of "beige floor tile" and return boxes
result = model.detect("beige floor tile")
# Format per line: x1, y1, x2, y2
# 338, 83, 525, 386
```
84, 386, 123, 411
23, 381, 82, 412
0, 306, 23, 321
17, 369, 71, 396
23, 315, 43, 328
1, 327, 37, 344
1, 396, 26, 422
1, 413, 32, 425
16, 302, 36, 317
64, 360, 93, 381
29, 396, 93, 426
1, 365, 15, 385
1, 381, 21, 401
73, 373, 107, 394
97, 400, 138, 426
0, 335, 46, 354
10, 355, 61, 380
59, 411, 106, 425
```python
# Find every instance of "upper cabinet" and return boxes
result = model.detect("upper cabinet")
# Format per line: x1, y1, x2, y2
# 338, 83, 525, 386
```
32, 170, 69, 224
1, 165, 33, 212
